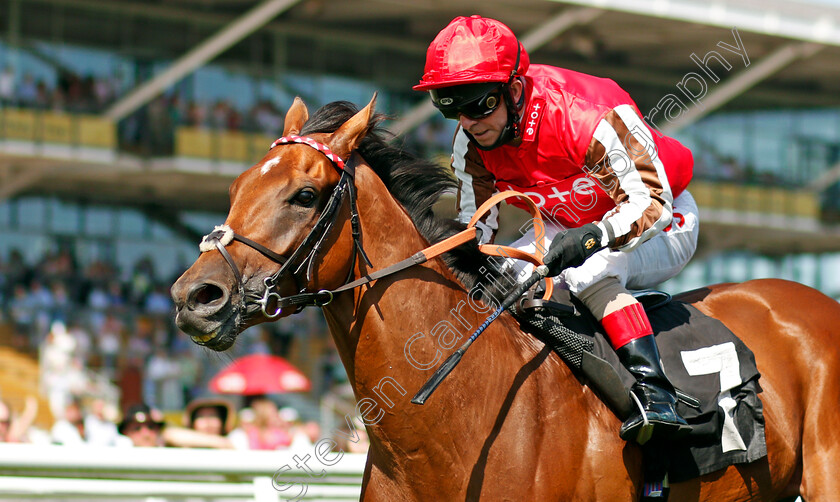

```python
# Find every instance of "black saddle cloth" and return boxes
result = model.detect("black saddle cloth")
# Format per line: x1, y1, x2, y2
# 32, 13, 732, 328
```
515, 291, 767, 483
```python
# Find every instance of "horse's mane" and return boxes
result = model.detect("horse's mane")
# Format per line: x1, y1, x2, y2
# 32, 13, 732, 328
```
300, 101, 505, 293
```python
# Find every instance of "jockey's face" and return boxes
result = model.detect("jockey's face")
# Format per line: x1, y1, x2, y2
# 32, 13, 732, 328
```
458, 80, 523, 148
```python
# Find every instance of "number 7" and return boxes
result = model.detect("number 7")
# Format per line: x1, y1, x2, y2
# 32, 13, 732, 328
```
680, 342, 747, 452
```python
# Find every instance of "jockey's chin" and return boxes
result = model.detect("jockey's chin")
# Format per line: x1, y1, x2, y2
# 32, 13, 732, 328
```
469, 128, 501, 147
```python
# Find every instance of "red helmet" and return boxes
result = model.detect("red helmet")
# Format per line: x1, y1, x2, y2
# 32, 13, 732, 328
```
414, 15, 530, 91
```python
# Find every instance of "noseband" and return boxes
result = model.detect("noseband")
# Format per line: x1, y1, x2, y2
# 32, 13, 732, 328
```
199, 135, 371, 319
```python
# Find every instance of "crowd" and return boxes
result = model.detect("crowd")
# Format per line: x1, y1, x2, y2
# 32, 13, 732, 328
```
1, 64, 295, 156
0, 245, 358, 452
0, 65, 124, 115
0, 393, 369, 453
0, 63, 459, 160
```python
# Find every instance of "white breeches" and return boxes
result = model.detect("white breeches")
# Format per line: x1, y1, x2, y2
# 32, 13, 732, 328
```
507, 191, 700, 294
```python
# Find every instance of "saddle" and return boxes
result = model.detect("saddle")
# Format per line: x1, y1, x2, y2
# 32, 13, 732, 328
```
513, 290, 767, 491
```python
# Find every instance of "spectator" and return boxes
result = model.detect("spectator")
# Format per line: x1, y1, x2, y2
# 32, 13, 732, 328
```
84, 397, 121, 447
96, 313, 123, 376
175, 345, 202, 405
66, 320, 92, 366
144, 347, 181, 410
118, 403, 165, 447
243, 396, 293, 450
286, 409, 322, 452
0, 65, 14, 106
0, 400, 12, 442
240, 326, 271, 356
210, 100, 231, 130
128, 257, 155, 307
41, 320, 85, 417
144, 284, 173, 316
295, 420, 322, 450
17, 73, 37, 107
51, 398, 87, 445
105, 280, 127, 311
163, 397, 248, 449
49, 84, 65, 111
4, 249, 30, 290
27, 279, 54, 339
251, 100, 283, 135
147, 95, 173, 154
8, 284, 35, 349
127, 317, 153, 362
93, 76, 113, 109
0, 396, 37, 443
186, 101, 208, 128
107, 70, 126, 102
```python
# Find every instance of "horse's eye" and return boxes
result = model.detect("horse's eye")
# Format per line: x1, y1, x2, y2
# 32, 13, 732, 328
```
293, 188, 317, 207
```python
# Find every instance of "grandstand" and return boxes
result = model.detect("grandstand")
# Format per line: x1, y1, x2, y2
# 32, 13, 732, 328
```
1, 0, 840, 499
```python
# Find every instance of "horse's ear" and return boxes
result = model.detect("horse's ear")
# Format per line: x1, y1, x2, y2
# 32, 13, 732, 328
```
328, 92, 377, 159
283, 97, 309, 136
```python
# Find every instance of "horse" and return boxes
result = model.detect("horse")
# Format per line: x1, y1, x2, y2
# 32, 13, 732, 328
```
171, 95, 840, 501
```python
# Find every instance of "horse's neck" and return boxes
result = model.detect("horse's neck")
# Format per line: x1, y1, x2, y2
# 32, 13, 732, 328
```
321, 164, 574, 458
322, 163, 475, 381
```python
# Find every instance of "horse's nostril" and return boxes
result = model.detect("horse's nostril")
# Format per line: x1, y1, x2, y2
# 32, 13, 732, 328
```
188, 283, 225, 308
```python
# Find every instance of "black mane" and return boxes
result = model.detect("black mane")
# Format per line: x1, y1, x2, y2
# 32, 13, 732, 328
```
300, 100, 503, 291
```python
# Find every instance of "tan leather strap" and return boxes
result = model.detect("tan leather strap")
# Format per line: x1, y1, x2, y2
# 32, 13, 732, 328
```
468, 190, 552, 300
330, 191, 550, 303
420, 227, 478, 260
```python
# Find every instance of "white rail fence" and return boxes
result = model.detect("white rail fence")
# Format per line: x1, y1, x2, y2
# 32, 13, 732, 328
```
0, 444, 366, 501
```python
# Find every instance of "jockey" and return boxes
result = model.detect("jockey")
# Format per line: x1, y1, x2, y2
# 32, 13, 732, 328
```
414, 15, 699, 444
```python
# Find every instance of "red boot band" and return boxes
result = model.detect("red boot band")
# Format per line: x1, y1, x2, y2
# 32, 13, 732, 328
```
602, 302, 653, 349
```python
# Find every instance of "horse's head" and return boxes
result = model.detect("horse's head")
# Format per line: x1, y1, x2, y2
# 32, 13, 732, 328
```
171, 95, 377, 351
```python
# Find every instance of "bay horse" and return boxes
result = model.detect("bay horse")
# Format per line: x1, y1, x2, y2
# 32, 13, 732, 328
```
171, 95, 840, 501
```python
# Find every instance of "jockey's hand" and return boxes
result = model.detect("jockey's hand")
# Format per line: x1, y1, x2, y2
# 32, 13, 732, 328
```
544, 223, 605, 277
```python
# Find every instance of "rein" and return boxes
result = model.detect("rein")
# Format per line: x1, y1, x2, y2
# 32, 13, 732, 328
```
199, 134, 552, 321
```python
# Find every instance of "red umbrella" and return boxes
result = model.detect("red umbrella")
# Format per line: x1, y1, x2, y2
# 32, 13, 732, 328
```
209, 354, 311, 395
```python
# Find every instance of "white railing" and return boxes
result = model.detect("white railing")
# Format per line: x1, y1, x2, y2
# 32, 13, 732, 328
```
0, 443, 366, 501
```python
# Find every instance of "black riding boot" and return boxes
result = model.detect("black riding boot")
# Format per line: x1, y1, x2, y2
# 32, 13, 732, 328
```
617, 334, 689, 444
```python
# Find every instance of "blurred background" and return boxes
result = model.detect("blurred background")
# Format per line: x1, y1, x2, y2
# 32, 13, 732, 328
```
0, 0, 839, 498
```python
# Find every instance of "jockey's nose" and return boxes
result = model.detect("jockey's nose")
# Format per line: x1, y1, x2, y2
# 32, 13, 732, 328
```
458, 114, 478, 128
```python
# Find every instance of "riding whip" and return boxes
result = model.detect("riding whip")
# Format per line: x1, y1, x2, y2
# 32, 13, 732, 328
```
411, 264, 549, 405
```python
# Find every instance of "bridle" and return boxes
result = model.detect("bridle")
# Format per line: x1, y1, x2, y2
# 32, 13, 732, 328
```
199, 134, 551, 322
200, 134, 371, 319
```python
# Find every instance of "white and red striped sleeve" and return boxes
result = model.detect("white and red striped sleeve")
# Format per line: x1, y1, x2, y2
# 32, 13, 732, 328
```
586, 104, 673, 251
451, 127, 499, 244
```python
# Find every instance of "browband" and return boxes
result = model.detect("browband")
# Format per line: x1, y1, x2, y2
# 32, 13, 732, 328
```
270, 135, 346, 170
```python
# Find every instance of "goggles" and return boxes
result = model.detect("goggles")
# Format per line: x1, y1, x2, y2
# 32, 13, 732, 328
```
430, 83, 504, 120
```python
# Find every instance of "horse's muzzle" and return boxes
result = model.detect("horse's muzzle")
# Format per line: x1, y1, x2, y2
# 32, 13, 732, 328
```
171, 279, 236, 349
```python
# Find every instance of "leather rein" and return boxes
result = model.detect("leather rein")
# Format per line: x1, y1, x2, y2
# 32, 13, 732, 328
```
199, 134, 552, 321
